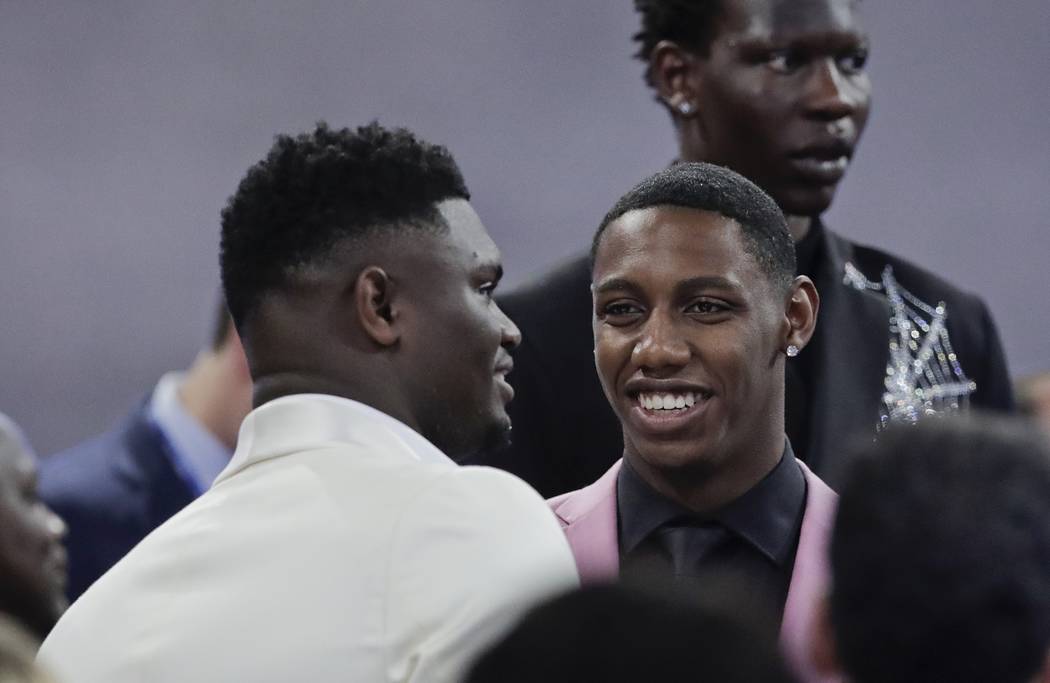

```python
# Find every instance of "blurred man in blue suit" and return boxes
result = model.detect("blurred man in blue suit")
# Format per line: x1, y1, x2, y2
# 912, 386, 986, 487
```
39, 301, 252, 600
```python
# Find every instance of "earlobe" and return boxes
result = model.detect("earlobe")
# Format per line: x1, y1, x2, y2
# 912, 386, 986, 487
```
355, 266, 400, 347
650, 40, 701, 117
784, 276, 820, 354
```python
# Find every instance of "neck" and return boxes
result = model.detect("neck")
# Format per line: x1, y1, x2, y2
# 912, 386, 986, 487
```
250, 371, 420, 434
675, 131, 816, 244
787, 214, 813, 242
627, 441, 783, 514
623, 389, 787, 513
178, 349, 250, 451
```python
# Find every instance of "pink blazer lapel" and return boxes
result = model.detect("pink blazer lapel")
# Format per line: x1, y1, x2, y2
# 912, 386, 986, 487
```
781, 460, 839, 682
549, 457, 839, 682
548, 460, 622, 584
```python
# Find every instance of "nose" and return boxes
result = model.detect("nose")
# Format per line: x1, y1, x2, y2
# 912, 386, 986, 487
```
805, 58, 864, 121
45, 506, 67, 541
496, 302, 522, 351
632, 311, 690, 371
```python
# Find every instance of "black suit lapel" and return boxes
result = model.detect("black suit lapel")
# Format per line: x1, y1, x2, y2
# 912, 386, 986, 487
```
805, 230, 889, 486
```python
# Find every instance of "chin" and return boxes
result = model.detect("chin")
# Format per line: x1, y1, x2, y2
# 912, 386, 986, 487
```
635, 439, 723, 478
775, 185, 837, 218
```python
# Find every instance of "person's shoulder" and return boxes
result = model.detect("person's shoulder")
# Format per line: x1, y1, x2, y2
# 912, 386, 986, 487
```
40, 416, 138, 499
387, 464, 576, 582
38, 403, 164, 517
420, 465, 552, 517
828, 228, 989, 313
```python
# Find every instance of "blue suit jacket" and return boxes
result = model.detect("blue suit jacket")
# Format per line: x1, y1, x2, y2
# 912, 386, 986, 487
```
39, 401, 196, 600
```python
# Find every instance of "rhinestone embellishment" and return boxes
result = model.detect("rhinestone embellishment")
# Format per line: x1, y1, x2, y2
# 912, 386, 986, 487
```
843, 263, 976, 429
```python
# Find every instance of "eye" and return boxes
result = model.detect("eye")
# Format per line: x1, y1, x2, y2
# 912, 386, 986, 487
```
766, 49, 805, 74
685, 299, 730, 317
599, 300, 643, 326
478, 282, 497, 299
837, 48, 868, 75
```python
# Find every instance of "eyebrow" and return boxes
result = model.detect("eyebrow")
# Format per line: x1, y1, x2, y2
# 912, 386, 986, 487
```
594, 275, 739, 296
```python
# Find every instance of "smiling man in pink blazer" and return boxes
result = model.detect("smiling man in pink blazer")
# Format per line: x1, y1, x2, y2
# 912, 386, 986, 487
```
549, 162, 835, 682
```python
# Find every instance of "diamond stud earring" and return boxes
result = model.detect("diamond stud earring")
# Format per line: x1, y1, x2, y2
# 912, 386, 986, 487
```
677, 101, 695, 116
786, 345, 800, 357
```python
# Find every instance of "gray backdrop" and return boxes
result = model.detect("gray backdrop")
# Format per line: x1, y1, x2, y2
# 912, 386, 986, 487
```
2, 1, 1048, 455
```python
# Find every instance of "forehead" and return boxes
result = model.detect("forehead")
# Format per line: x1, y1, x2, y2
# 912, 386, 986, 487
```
0, 440, 34, 485
437, 198, 499, 265
594, 207, 761, 288
721, 0, 865, 40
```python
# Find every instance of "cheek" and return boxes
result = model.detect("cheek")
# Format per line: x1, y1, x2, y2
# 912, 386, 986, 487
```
593, 333, 630, 385
0, 511, 44, 569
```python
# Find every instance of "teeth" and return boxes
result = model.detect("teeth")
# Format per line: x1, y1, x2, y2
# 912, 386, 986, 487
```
638, 392, 703, 411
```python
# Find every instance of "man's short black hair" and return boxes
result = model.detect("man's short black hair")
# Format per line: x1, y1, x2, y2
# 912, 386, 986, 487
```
831, 416, 1050, 683
466, 583, 797, 683
219, 122, 470, 327
633, 0, 727, 85
593, 162, 795, 291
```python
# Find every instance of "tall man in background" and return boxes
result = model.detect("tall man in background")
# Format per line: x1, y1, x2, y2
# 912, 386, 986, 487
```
39, 302, 251, 600
39, 122, 577, 683
475, 0, 1014, 493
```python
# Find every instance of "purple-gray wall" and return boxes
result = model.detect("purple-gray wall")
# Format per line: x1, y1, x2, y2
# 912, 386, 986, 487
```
2, 1, 1048, 454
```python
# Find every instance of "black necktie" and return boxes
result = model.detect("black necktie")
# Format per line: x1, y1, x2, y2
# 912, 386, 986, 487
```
652, 520, 732, 579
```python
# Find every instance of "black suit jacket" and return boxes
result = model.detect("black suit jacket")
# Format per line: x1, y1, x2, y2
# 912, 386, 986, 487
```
469, 225, 1014, 495
39, 402, 196, 600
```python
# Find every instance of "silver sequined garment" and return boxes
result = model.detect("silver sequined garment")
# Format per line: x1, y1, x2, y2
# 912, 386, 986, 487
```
843, 263, 977, 430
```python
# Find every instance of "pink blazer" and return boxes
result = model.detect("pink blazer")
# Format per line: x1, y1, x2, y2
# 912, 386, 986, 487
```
548, 459, 837, 683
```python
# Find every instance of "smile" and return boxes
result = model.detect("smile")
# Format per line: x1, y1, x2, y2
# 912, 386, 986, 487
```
638, 391, 703, 411
628, 389, 713, 434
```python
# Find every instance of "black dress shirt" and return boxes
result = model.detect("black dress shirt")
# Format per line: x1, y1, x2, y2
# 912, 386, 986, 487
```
617, 442, 807, 623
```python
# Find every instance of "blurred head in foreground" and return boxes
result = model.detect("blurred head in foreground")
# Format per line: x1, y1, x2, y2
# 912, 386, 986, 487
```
466, 581, 797, 683
817, 415, 1050, 683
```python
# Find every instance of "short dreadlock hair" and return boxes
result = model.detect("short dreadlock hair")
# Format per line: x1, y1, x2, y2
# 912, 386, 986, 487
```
632, 0, 728, 86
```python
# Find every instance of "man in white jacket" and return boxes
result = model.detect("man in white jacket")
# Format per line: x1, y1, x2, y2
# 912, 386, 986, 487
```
38, 122, 578, 683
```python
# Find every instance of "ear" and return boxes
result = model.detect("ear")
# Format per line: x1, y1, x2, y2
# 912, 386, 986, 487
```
809, 593, 843, 678
783, 275, 819, 355
649, 40, 702, 117
354, 266, 400, 347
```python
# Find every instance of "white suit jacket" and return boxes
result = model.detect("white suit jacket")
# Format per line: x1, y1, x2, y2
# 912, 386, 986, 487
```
39, 394, 579, 682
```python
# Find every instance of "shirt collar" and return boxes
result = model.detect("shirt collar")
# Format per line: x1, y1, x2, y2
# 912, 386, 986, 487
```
617, 440, 807, 568
215, 394, 455, 486
148, 372, 232, 494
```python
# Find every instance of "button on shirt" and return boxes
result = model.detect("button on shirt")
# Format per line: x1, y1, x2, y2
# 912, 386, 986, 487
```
617, 443, 807, 623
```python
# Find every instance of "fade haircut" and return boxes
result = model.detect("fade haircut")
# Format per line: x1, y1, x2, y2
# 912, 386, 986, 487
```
832, 416, 1050, 683
592, 162, 795, 291
219, 122, 470, 328
633, 0, 727, 87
